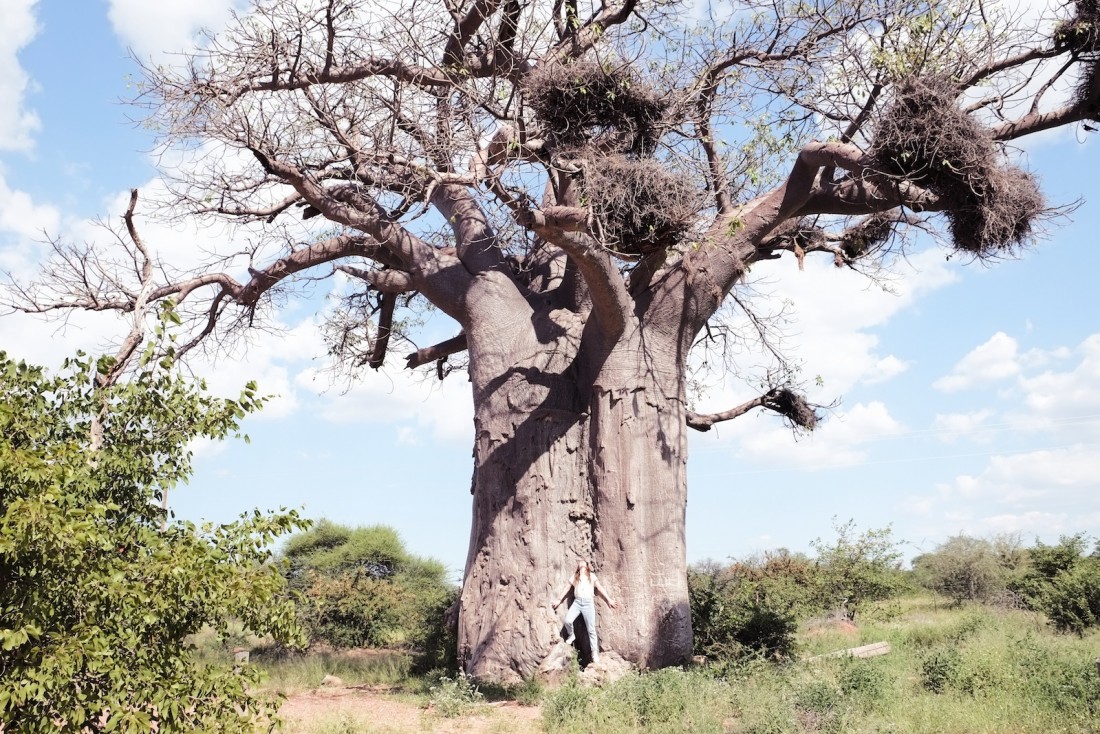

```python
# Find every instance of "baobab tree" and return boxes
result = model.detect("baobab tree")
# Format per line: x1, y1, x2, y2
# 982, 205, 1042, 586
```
4, 0, 1098, 682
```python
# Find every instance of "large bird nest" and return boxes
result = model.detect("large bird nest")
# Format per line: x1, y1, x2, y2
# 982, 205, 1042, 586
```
579, 156, 701, 256
1055, 0, 1100, 120
1054, 0, 1100, 52
870, 76, 1045, 257
524, 61, 668, 153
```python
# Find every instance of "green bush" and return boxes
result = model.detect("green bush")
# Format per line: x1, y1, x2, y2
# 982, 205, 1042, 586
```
913, 535, 1010, 604
1010, 534, 1100, 633
920, 647, 963, 693
688, 556, 808, 661
1041, 559, 1100, 634
427, 671, 483, 717
811, 520, 906, 620
794, 679, 842, 714
837, 657, 888, 702
0, 351, 306, 733
541, 678, 596, 731
282, 522, 455, 654
1015, 636, 1100, 713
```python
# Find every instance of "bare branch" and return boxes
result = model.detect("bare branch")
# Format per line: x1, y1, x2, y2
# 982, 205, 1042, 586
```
687, 387, 820, 432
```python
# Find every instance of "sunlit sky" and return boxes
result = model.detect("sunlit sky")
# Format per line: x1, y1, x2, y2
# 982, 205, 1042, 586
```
1, 0, 1097, 581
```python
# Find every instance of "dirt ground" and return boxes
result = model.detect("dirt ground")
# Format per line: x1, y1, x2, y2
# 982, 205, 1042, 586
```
278, 685, 543, 734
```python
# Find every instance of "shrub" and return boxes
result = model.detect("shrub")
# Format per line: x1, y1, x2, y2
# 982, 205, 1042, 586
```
837, 658, 888, 702
427, 671, 483, 718
541, 678, 596, 731
1015, 635, 1100, 713
920, 647, 963, 693
1011, 534, 1100, 633
1041, 559, 1100, 634
688, 557, 805, 661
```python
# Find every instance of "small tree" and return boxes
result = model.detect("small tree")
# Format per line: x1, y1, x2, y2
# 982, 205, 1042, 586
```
283, 521, 455, 651
914, 535, 1008, 604
0, 348, 307, 733
811, 521, 905, 620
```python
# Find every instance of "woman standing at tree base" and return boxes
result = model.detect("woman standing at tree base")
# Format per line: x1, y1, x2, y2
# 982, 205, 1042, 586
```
554, 560, 617, 663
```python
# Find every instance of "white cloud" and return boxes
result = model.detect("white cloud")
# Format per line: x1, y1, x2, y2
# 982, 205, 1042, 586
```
1018, 334, 1100, 422
0, 171, 60, 246
0, 0, 40, 152
300, 362, 474, 446
905, 444, 1100, 538
107, 0, 244, 58
704, 400, 905, 470
932, 409, 995, 442
766, 247, 958, 395
933, 331, 1020, 392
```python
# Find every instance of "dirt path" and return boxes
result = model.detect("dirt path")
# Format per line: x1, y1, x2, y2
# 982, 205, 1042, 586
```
279, 686, 543, 734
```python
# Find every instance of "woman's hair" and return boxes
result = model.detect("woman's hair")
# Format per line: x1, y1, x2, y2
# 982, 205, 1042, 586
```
572, 559, 592, 583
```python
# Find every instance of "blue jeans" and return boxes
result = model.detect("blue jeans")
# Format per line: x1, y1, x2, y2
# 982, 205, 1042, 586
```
564, 597, 599, 656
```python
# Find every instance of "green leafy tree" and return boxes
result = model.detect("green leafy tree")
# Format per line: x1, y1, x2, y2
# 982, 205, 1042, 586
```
811, 521, 906, 620
283, 522, 455, 652
913, 534, 1009, 604
0, 349, 307, 733
1012, 534, 1100, 634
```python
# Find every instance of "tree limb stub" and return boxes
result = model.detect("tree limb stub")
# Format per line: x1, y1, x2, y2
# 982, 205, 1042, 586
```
406, 333, 468, 369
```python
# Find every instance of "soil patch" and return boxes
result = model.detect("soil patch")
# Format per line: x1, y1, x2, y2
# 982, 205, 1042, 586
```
279, 685, 542, 734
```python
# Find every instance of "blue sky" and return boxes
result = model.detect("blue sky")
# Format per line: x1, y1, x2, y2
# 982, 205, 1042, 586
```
1, 0, 1097, 581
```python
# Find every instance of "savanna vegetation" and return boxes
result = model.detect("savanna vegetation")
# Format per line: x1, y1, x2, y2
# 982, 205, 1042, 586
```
235, 524, 1100, 734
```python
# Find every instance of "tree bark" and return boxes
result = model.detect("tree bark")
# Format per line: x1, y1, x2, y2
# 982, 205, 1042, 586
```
457, 309, 693, 681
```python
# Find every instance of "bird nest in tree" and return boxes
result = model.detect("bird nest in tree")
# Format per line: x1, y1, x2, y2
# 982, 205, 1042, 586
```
1054, 0, 1100, 52
580, 156, 701, 256
524, 61, 668, 153
765, 388, 819, 431
840, 212, 895, 261
870, 76, 1045, 257
1055, 0, 1100, 120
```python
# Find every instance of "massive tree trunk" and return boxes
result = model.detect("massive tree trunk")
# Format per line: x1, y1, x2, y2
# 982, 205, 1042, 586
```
457, 300, 692, 682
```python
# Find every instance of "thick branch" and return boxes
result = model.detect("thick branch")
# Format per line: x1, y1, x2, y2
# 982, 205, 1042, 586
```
246, 148, 472, 319
992, 99, 1096, 140
337, 264, 414, 294
368, 292, 397, 369
520, 216, 631, 345
406, 333, 468, 369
